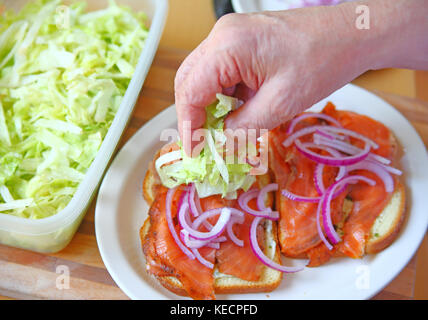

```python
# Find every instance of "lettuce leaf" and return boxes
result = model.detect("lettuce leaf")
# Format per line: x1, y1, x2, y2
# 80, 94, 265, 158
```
0, 0, 148, 218
157, 94, 256, 198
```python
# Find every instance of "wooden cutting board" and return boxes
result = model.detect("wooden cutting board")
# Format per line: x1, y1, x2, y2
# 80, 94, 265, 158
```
0, 47, 426, 300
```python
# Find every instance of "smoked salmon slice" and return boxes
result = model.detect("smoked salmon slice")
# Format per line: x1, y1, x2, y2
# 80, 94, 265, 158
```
322, 104, 397, 258
143, 186, 216, 300
215, 194, 266, 282
271, 102, 397, 266
270, 115, 346, 260
143, 183, 269, 298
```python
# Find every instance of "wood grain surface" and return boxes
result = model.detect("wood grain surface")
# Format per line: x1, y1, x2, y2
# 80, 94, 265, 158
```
0, 46, 426, 300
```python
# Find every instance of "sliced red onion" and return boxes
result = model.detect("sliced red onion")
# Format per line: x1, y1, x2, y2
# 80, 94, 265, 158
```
179, 204, 231, 241
315, 129, 346, 141
287, 113, 342, 134
304, 142, 347, 182
322, 175, 376, 244
191, 248, 214, 269
192, 207, 244, 230
316, 196, 333, 251
257, 183, 278, 211
281, 189, 320, 203
295, 139, 370, 166
187, 183, 200, 217
206, 242, 220, 249
212, 236, 227, 243
346, 160, 394, 193
238, 189, 279, 220
165, 188, 195, 260
182, 231, 221, 249
313, 134, 391, 165
283, 125, 379, 150
314, 163, 326, 195
226, 216, 245, 247
282, 182, 348, 203
249, 216, 306, 273
180, 230, 210, 249
367, 159, 402, 176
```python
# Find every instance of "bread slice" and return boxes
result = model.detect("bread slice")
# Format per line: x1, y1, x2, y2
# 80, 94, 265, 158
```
140, 155, 282, 298
142, 150, 161, 205
140, 214, 282, 297
366, 181, 406, 253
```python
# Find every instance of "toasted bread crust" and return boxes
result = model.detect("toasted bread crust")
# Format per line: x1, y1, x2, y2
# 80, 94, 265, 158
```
142, 151, 161, 205
140, 216, 282, 297
365, 181, 406, 254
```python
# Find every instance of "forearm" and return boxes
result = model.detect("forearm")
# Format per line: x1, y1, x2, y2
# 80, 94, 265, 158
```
338, 0, 428, 71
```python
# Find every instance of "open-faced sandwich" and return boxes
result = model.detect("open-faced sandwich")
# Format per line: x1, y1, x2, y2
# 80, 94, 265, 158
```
269, 102, 405, 266
140, 95, 406, 300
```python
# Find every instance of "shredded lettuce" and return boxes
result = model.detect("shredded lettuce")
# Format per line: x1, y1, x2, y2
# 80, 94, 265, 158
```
157, 94, 256, 198
0, 0, 148, 218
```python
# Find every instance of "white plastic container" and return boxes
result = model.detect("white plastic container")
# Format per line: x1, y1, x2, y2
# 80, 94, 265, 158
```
0, 0, 168, 253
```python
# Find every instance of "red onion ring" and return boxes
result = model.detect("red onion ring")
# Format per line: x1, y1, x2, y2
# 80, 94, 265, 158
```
180, 230, 209, 248
187, 183, 200, 217
303, 142, 347, 182
283, 125, 379, 150
226, 216, 245, 247
322, 175, 376, 244
281, 189, 320, 203
206, 242, 220, 249
212, 236, 227, 243
191, 248, 214, 269
287, 113, 342, 134
165, 188, 195, 260
316, 196, 333, 250
315, 129, 346, 141
257, 183, 278, 211
249, 216, 307, 273
238, 189, 279, 220
313, 134, 391, 165
192, 207, 244, 230
346, 160, 394, 193
367, 159, 402, 176
295, 139, 371, 166
179, 204, 231, 241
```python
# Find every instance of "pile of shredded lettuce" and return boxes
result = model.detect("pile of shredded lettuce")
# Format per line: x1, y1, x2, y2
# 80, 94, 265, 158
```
0, 0, 148, 218
156, 94, 256, 199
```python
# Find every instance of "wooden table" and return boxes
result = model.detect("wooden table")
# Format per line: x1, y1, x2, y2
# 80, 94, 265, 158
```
0, 0, 427, 300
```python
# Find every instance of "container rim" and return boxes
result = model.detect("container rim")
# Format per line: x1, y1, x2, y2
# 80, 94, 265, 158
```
0, 0, 168, 236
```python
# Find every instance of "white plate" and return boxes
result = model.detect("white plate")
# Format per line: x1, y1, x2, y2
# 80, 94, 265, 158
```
95, 84, 428, 300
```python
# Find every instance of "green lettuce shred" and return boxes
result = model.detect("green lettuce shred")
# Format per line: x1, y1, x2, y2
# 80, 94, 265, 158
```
157, 93, 256, 199
0, 0, 148, 218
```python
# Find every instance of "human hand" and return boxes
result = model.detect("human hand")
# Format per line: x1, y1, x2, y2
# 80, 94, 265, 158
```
174, 0, 428, 155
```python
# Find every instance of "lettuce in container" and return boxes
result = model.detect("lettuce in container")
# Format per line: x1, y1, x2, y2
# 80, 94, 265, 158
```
0, 0, 148, 219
